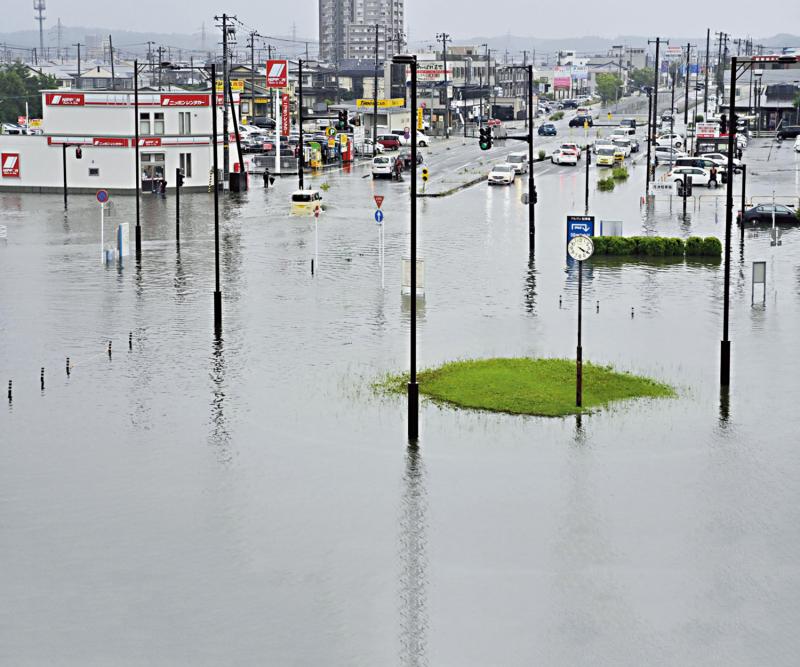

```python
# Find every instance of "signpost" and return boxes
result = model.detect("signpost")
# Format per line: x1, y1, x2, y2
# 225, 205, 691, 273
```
374, 195, 384, 208
266, 60, 288, 177
375, 208, 385, 287
752, 261, 766, 304
567, 234, 595, 407
96, 189, 110, 263
566, 215, 595, 246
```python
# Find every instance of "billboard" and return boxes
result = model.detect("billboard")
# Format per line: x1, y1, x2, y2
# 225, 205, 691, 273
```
160, 94, 209, 107
2, 153, 20, 177
266, 60, 288, 88
554, 66, 571, 90
45, 93, 85, 106
281, 93, 290, 135
571, 65, 588, 80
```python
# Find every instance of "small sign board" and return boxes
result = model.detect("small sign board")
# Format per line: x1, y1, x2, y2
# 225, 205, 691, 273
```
566, 215, 595, 245
375, 210, 384, 224
648, 181, 678, 196
328, 137, 336, 148
374, 195, 384, 208
96, 189, 109, 204
266, 60, 288, 88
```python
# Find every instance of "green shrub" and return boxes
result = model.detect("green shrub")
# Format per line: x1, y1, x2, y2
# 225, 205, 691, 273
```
538, 149, 546, 160
611, 166, 629, 181
591, 236, 686, 257
795, 207, 800, 221
591, 236, 609, 254
606, 236, 634, 255
549, 111, 564, 121
685, 236, 704, 256
701, 236, 722, 256
664, 237, 685, 256
319, 181, 331, 191
695, 114, 704, 122
638, 236, 666, 256
597, 176, 615, 191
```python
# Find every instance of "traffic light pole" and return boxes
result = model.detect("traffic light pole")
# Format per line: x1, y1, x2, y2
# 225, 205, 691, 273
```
134, 59, 141, 262
298, 59, 304, 190
62, 143, 68, 210
175, 167, 180, 244
527, 64, 535, 251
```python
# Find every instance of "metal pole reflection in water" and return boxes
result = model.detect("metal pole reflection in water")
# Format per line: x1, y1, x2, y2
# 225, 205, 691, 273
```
209, 336, 232, 463
398, 445, 428, 666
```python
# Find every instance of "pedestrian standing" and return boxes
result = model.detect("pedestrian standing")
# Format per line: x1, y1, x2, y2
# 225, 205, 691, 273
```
709, 165, 718, 188
263, 166, 271, 189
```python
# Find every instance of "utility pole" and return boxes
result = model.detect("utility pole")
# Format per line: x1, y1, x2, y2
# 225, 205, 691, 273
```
648, 37, 664, 187
214, 13, 236, 189
248, 31, 257, 121
157, 46, 164, 90
373, 23, 379, 152
704, 28, 710, 115
715, 31, 725, 99
34, 0, 46, 57
436, 32, 450, 138
298, 59, 304, 190
684, 43, 691, 125
523, 50, 529, 129
109, 35, 116, 90
645, 87, 653, 196
73, 43, 82, 88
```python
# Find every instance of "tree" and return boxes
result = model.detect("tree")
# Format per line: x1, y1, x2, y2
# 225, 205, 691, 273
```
595, 73, 622, 104
0, 62, 57, 122
629, 67, 655, 90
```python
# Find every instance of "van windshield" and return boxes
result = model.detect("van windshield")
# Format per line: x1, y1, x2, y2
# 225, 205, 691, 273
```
292, 193, 314, 202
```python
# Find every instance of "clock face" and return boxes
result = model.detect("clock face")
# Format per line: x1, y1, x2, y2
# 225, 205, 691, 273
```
567, 235, 594, 261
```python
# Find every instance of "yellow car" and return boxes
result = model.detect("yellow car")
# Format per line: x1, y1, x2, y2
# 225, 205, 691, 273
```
613, 147, 626, 162
290, 189, 323, 215
596, 145, 616, 166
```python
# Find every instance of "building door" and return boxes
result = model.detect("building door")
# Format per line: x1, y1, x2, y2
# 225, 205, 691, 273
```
140, 152, 166, 192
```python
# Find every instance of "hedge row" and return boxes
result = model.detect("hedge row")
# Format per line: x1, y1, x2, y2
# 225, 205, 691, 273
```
591, 236, 722, 257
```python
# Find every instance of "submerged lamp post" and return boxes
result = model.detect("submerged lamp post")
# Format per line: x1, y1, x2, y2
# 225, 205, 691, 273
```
567, 235, 594, 407
394, 53, 419, 442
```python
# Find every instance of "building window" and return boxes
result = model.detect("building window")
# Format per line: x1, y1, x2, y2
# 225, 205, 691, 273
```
179, 153, 193, 178
154, 112, 165, 135
88, 167, 100, 177
178, 111, 192, 135
139, 112, 151, 134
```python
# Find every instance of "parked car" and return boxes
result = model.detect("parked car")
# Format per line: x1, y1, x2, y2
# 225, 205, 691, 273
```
371, 155, 399, 178
360, 138, 384, 157
390, 129, 431, 147
653, 145, 687, 165
675, 156, 727, 181
656, 133, 684, 149
699, 152, 743, 171
777, 125, 800, 140
398, 149, 423, 168
488, 163, 516, 185
569, 115, 593, 128
551, 148, 578, 166
667, 166, 712, 188
795, 136, 800, 152
250, 116, 277, 130
376, 134, 401, 150
613, 126, 636, 137
561, 99, 579, 109
506, 152, 529, 174
595, 145, 617, 166
538, 123, 557, 136
739, 203, 798, 224
620, 118, 637, 130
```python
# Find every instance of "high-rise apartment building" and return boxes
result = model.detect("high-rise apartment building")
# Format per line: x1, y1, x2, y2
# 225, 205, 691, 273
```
319, 0, 405, 64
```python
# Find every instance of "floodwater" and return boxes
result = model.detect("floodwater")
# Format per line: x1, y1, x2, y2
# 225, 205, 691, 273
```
2, 139, 800, 665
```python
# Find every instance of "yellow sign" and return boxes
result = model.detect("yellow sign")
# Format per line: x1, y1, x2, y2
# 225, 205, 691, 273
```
340, 135, 348, 146
416, 108, 423, 130
356, 98, 404, 108
215, 79, 245, 92
29, 118, 42, 128
255, 97, 269, 104
328, 137, 336, 148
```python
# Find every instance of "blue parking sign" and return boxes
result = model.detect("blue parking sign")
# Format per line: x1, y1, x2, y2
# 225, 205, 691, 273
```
566, 215, 595, 245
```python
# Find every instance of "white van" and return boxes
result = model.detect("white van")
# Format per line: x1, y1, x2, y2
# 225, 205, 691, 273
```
506, 152, 529, 174
371, 155, 398, 179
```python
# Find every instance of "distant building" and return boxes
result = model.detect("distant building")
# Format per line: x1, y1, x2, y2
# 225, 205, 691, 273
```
319, 0, 405, 65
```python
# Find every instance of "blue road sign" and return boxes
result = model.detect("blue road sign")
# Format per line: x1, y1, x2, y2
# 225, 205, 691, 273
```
566, 215, 595, 245
96, 189, 109, 204
375, 209, 384, 224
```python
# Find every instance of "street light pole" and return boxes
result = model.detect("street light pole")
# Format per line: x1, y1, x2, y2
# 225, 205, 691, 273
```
684, 43, 691, 125
645, 87, 653, 196
704, 28, 710, 115
721, 56, 738, 386
62, 143, 68, 210
527, 64, 535, 252
298, 58, 304, 190
437, 32, 450, 138
134, 59, 141, 261
211, 63, 222, 335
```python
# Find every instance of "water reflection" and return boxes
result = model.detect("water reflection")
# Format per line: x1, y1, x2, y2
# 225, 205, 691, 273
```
718, 384, 731, 428
209, 335, 232, 464
398, 445, 428, 667
524, 256, 537, 315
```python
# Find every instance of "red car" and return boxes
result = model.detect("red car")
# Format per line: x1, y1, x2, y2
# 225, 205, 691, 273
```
376, 134, 401, 150
487, 118, 502, 127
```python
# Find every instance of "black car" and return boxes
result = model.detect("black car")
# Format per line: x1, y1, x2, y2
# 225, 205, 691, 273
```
537, 123, 557, 136
562, 99, 579, 109
777, 125, 800, 140
398, 149, 423, 168
250, 116, 277, 130
739, 203, 798, 224
568, 115, 593, 128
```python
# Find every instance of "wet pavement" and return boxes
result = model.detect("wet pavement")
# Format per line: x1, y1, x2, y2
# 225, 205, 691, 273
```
1, 135, 800, 665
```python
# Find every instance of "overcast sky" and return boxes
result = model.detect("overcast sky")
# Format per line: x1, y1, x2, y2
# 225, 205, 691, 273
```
8, 0, 800, 43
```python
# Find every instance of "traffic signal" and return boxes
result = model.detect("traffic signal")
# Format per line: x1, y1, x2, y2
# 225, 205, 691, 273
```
532, 185, 538, 205
421, 167, 429, 182
75, 147, 82, 159
479, 126, 492, 150
176, 169, 185, 187
719, 113, 727, 135
337, 109, 348, 130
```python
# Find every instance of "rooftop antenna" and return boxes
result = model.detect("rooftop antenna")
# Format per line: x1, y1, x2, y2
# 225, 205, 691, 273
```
34, 0, 46, 57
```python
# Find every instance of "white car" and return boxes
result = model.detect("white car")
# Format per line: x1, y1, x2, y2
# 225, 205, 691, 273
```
656, 133, 684, 149
700, 152, 743, 170
371, 155, 398, 179
506, 152, 529, 174
559, 142, 581, 159
795, 136, 800, 152
551, 149, 579, 166
362, 138, 385, 156
488, 163, 516, 185
612, 126, 636, 137
654, 145, 687, 165
667, 166, 711, 188
611, 137, 632, 157
391, 129, 430, 147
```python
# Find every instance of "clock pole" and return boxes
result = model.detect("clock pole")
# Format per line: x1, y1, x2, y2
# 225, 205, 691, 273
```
577, 258, 583, 407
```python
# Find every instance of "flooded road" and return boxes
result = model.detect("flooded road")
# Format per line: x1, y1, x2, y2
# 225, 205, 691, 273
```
2, 138, 800, 665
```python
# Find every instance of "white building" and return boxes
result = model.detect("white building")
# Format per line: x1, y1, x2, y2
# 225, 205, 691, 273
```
0, 88, 240, 193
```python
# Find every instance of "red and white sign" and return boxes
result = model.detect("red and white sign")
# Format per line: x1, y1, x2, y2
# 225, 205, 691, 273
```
374, 195, 384, 209
696, 122, 719, 138
138, 138, 162, 147
46, 93, 85, 106
2, 153, 20, 178
17, 115, 28, 125
281, 93, 290, 135
267, 59, 288, 88
93, 137, 129, 147
160, 94, 209, 107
